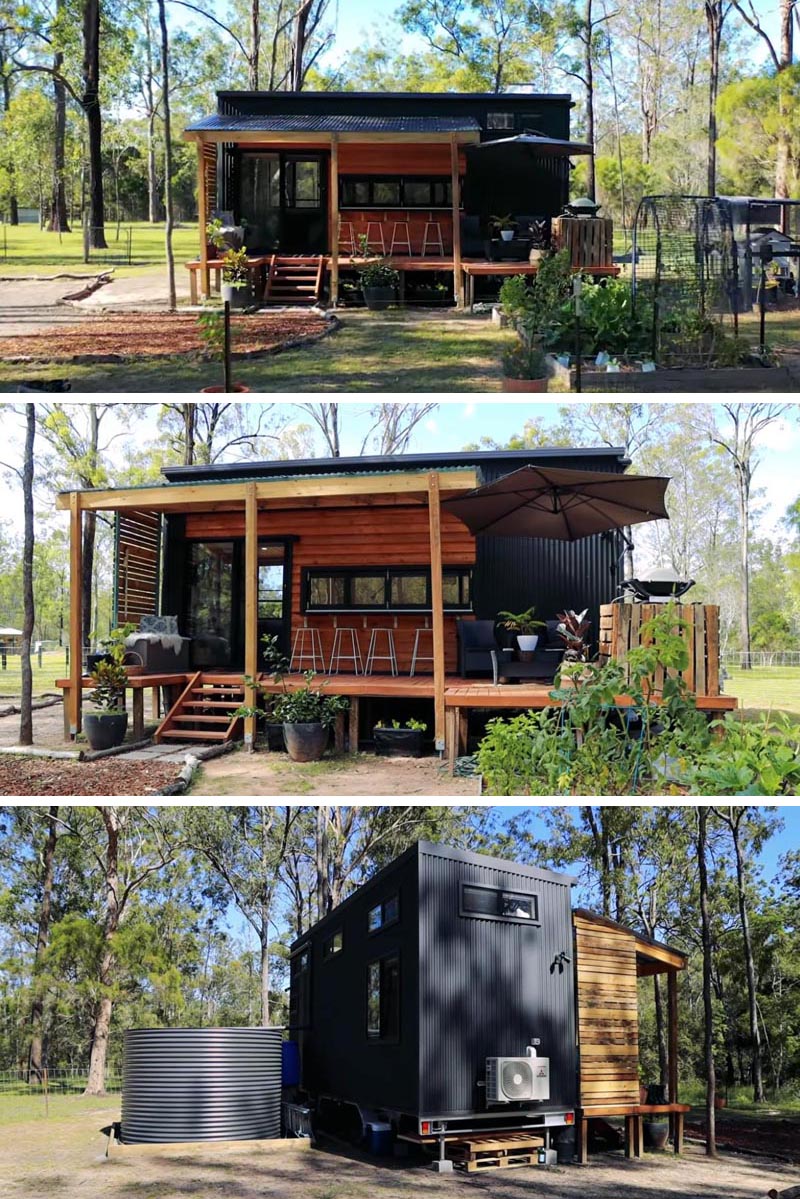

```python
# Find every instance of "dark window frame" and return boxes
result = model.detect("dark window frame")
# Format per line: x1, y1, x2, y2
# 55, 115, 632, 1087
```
368, 892, 401, 935
486, 112, 516, 130
302, 566, 473, 614
366, 951, 401, 1043
340, 175, 453, 209
459, 881, 540, 925
322, 928, 343, 959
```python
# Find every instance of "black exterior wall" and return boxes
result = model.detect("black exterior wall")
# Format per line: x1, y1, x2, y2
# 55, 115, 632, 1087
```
290, 841, 577, 1127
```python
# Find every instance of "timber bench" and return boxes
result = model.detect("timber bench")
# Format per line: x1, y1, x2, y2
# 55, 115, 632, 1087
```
185, 255, 272, 304
55, 674, 190, 741
577, 1102, 691, 1163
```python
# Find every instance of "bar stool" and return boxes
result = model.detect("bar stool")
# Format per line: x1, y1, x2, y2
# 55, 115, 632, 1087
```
365, 221, 386, 254
422, 220, 444, 256
364, 628, 398, 676
290, 625, 324, 672
338, 220, 357, 256
390, 222, 412, 255
329, 627, 363, 674
409, 627, 434, 677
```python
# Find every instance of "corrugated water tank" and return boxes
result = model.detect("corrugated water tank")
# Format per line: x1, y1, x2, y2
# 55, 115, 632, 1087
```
121, 1027, 282, 1143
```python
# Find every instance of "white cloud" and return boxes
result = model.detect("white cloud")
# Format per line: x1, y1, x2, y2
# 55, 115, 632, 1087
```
463, 403, 477, 419
425, 419, 438, 434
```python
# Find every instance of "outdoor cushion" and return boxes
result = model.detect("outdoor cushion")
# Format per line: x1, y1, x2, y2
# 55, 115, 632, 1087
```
140, 614, 179, 635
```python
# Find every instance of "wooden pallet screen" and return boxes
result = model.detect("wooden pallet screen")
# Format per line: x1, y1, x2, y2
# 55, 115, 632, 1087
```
598, 602, 720, 698
574, 913, 640, 1107
115, 510, 161, 626
203, 143, 217, 213
552, 216, 613, 268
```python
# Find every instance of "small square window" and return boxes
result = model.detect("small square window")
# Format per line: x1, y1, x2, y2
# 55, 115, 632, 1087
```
309, 575, 345, 607
404, 180, 431, 207
487, 112, 515, 130
368, 904, 383, 932
368, 893, 399, 932
352, 574, 386, 607
323, 929, 343, 958
383, 895, 399, 925
390, 573, 427, 607
373, 180, 401, 205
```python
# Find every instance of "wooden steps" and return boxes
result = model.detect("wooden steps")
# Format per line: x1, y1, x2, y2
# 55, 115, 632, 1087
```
264, 255, 324, 305
154, 673, 245, 744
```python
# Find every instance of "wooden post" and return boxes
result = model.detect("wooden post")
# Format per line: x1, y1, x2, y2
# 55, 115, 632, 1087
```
244, 484, 258, 751
348, 695, 360, 753
329, 134, 339, 307
668, 968, 679, 1148
450, 136, 463, 308
68, 493, 82, 738
196, 139, 209, 301
428, 472, 446, 753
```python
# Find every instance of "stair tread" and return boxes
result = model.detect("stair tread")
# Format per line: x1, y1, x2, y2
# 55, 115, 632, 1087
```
159, 729, 229, 741
173, 714, 233, 723
184, 700, 243, 708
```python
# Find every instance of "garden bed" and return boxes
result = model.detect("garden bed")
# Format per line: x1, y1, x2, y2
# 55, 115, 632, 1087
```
576, 364, 799, 392
0, 754, 180, 795
0, 311, 332, 363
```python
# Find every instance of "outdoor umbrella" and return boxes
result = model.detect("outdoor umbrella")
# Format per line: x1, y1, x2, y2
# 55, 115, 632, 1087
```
442, 464, 669, 541
468, 132, 594, 158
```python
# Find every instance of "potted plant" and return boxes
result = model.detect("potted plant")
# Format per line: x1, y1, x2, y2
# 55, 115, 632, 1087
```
197, 304, 250, 394
220, 246, 251, 309
497, 607, 545, 659
491, 214, 517, 242
355, 234, 400, 310
554, 609, 593, 686
236, 634, 349, 762
205, 217, 226, 259
501, 340, 549, 392
84, 627, 132, 750
373, 718, 427, 758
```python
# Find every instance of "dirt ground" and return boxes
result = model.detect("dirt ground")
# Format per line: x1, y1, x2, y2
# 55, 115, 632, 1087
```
2, 1099, 797, 1199
193, 748, 481, 796
0, 310, 329, 362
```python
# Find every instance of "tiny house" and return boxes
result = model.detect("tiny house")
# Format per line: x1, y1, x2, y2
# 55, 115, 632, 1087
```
289, 841, 578, 1139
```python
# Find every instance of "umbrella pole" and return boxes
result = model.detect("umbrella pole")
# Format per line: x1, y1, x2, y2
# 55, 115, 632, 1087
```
573, 275, 582, 393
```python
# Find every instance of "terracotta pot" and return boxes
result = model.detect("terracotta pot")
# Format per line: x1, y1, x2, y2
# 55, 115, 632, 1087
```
502, 376, 548, 392
200, 383, 251, 393
714, 1096, 727, 1110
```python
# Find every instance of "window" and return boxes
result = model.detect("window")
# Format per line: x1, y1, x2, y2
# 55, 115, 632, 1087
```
289, 944, 311, 1028
303, 567, 473, 613
340, 177, 453, 208
285, 158, 321, 208
461, 883, 539, 924
258, 545, 285, 619
368, 893, 400, 933
323, 929, 343, 958
487, 112, 515, 130
367, 954, 400, 1041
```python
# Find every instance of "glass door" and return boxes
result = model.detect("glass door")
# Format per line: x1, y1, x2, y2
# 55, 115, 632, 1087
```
239, 152, 281, 252
282, 155, 327, 253
186, 541, 237, 668
257, 541, 291, 663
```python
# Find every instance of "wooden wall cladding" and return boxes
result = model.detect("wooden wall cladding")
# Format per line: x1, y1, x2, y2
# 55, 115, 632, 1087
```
116, 510, 161, 626
184, 504, 476, 674
338, 143, 466, 175
573, 913, 640, 1107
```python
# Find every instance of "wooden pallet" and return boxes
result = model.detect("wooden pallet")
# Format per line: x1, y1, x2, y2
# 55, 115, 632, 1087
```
552, 216, 614, 269
446, 1131, 544, 1172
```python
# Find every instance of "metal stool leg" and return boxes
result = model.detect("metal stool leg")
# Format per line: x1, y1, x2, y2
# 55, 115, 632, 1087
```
410, 628, 434, 676
364, 628, 398, 676
422, 221, 444, 256
365, 221, 386, 255
329, 628, 362, 674
291, 626, 324, 672
390, 222, 412, 255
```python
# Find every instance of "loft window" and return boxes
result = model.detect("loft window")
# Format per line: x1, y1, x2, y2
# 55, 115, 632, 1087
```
368, 893, 400, 933
323, 929, 343, 958
303, 567, 473, 613
367, 954, 400, 1041
487, 112, 515, 130
461, 882, 539, 924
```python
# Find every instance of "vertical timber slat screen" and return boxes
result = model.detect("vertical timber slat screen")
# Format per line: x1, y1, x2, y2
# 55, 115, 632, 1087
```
598, 603, 721, 697
573, 913, 640, 1107
552, 217, 613, 269
116, 511, 162, 625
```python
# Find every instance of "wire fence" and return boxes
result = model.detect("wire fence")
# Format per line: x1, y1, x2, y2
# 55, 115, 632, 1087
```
83, 224, 133, 266
0, 1069, 122, 1096
721, 651, 800, 669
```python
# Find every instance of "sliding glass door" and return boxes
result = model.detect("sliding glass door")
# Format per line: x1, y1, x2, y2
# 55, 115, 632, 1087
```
238, 151, 328, 253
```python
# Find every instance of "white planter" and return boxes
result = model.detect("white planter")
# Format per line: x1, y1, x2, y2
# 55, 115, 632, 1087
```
517, 634, 539, 653
500, 229, 515, 242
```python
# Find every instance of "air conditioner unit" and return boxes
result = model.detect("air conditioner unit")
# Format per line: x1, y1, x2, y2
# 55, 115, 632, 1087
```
486, 1053, 550, 1103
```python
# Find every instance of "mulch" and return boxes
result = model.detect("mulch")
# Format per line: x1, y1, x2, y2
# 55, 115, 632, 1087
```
685, 1111, 800, 1164
0, 755, 181, 796
0, 311, 330, 363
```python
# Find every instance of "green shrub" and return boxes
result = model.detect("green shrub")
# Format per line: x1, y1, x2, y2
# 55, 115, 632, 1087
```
551, 279, 649, 357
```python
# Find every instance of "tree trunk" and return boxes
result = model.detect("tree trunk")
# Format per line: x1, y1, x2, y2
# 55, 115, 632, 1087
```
82, 0, 106, 249
260, 926, 270, 1026
291, 0, 314, 90
19, 404, 35, 746
584, 0, 596, 199
147, 112, 159, 223
705, 1, 723, 195
250, 0, 260, 88
1, 69, 18, 226
84, 809, 121, 1096
729, 813, 765, 1101
736, 463, 751, 667
654, 975, 669, 1090
697, 808, 717, 1156
157, 0, 177, 311
28, 806, 58, 1082
47, 0, 71, 235
775, 0, 794, 201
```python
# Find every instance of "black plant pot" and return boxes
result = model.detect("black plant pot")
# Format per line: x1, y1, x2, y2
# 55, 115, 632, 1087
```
265, 721, 285, 751
642, 1120, 670, 1151
84, 711, 128, 751
283, 722, 328, 762
87, 652, 112, 674
221, 282, 251, 309
363, 286, 397, 311
374, 728, 425, 758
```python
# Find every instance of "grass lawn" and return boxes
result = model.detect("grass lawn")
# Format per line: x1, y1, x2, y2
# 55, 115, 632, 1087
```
737, 307, 800, 348
725, 665, 800, 719
0, 650, 70, 698
0, 220, 200, 278
0, 310, 512, 392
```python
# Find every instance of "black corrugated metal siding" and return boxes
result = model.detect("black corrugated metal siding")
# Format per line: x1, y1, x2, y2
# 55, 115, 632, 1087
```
417, 845, 576, 1118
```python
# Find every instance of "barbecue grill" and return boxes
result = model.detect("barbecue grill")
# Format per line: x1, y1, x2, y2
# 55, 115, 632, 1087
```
622, 567, 695, 603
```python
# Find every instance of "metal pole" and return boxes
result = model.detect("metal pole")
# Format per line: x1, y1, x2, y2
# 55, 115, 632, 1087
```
573, 274, 582, 393
223, 300, 231, 392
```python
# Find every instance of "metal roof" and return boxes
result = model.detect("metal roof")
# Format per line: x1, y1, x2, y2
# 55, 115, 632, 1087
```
187, 113, 481, 134
162, 448, 630, 485
216, 89, 572, 102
